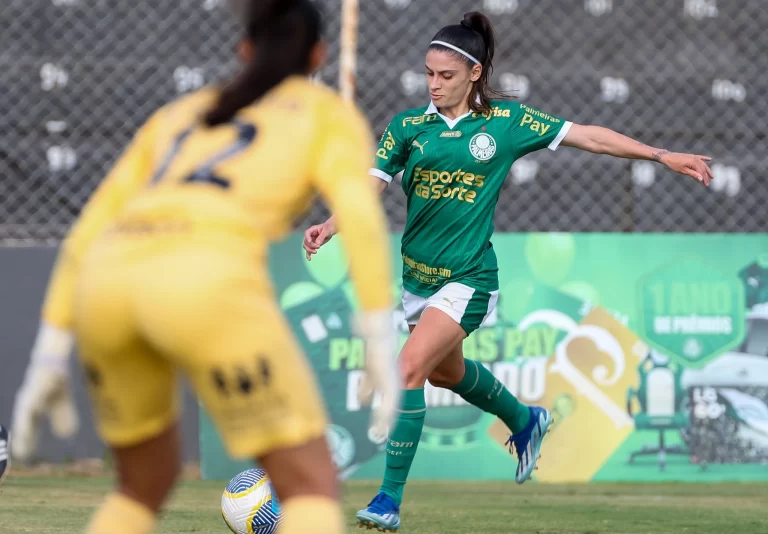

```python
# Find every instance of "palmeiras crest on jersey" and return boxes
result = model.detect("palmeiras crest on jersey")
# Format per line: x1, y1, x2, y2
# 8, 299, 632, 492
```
469, 132, 497, 161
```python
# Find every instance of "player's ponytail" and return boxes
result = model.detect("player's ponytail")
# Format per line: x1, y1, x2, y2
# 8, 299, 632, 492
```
429, 11, 508, 114
204, 0, 322, 127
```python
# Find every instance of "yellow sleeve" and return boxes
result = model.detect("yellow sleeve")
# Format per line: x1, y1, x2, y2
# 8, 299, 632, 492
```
41, 113, 159, 329
311, 97, 393, 312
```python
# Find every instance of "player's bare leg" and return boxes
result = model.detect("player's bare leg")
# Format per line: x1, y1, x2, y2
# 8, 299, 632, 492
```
425, 340, 466, 388
85, 422, 182, 534
357, 308, 465, 531
431, 341, 553, 483
400, 308, 467, 389
258, 436, 343, 534
358, 301, 555, 531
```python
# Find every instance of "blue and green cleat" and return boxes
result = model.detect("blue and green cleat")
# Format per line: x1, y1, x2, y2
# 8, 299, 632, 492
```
506, 406, 553, 484
356, 493, 400, 532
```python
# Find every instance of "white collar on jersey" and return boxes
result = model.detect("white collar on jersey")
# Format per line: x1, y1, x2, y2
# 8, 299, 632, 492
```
425, 94, 482, 130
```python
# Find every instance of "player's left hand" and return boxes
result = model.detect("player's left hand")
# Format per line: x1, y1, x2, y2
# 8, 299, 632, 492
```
10, 323, 79, 463
660, 152, 714, 186
303, 220, 336, 261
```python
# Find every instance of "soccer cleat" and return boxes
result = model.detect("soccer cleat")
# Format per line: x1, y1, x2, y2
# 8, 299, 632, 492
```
0, 425, 10, 487
505, 406, 553, 484
355, 493, 401, 532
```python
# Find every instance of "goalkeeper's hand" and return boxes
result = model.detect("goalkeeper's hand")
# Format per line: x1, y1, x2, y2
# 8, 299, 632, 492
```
354, 310, 402, 443
11, 323, 79, 463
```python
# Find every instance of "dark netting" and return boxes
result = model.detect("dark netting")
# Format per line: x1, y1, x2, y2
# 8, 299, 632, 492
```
1, 0, 765, 243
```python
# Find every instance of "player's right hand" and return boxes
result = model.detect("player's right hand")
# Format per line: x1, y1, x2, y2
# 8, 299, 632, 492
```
354, 310, 402, 443
659, 152, 714, 187
303, 220, 336, 261
11, 323, 79, 463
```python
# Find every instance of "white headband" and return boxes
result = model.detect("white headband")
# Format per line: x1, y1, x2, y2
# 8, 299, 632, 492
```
430, 40, 481, 65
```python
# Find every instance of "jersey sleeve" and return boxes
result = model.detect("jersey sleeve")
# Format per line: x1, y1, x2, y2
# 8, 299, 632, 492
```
311, 98, 394, 312
369, 115, 407, 184
41, 112, 159, 330
509, 102, 573, 156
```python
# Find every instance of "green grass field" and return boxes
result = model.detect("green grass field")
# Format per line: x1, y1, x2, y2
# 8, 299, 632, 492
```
1, 476, 768, 533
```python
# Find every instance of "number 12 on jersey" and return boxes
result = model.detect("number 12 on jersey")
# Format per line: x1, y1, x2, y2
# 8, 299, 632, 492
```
150, 121, 258, 189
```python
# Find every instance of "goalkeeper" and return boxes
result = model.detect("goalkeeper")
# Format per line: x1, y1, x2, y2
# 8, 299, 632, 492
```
11, 2, 400, 534
303, 10, 714, 532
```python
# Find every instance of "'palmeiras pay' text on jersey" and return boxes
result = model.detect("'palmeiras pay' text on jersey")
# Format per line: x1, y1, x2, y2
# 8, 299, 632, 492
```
371, 100, 572, 297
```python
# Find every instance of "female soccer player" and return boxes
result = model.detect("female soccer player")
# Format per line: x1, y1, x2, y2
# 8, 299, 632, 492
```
303, 10, 714, 531
11, 2, 400, 534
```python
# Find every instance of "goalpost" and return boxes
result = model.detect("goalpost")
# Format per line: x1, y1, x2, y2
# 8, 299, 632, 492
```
338, 0, 359, 102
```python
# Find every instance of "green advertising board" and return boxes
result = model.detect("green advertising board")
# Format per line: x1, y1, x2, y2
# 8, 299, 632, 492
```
638, 256, 745, 367
201, 233, 768, 483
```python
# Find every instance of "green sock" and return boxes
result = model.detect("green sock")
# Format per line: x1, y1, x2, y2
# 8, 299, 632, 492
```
379, 388, 426, 506
450, 359, 531, 433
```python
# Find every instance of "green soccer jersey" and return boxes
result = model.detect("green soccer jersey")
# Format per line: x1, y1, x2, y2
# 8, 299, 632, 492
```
371, 99, 572, 297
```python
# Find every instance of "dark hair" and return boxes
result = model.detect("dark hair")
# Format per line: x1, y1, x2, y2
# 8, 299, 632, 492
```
204, 0, 322, 127
428, 11, 507, 114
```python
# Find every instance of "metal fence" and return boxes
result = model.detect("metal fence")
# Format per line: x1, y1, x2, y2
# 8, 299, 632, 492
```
1, 0, 765, 243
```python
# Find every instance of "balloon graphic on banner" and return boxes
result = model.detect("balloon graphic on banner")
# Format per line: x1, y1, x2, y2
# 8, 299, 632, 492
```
280, 281, 325, 309
560, 280, 601, 306
499, 278, 536, 324
303, 238, 348, 289
524, 233, 575, 286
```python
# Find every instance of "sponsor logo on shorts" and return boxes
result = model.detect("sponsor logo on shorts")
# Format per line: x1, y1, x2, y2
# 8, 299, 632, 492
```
211, 356, 271, 397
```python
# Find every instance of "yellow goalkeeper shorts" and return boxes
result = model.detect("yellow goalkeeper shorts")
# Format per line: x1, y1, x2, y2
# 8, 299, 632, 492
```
73, 234, 328, 458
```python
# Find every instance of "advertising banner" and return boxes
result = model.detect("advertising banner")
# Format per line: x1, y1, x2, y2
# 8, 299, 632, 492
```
200, 233, 768, 482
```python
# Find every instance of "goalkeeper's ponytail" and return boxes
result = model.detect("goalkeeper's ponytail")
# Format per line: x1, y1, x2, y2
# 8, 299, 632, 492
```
204, 0, 322, 127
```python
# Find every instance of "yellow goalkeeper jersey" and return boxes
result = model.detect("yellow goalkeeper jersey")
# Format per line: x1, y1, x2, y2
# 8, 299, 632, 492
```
41, 75, 393, 329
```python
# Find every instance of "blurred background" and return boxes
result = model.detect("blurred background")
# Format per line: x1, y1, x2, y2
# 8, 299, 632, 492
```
1, 0, 765, 244
1, 0, 768, 492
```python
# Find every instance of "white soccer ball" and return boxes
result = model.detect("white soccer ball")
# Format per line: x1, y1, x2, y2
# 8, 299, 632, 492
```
221, 468, 281, 534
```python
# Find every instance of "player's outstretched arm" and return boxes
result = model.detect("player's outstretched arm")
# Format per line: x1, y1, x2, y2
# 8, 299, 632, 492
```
303, 176, 388, 261
561, 124, 714, 186
310, 100, 401, 437
322, 174, 400, 438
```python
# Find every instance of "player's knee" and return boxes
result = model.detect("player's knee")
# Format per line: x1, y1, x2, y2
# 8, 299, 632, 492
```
399, 357, 429, 389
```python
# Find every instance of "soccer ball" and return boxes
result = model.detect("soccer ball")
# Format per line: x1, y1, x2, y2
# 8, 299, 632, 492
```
221, 468, 281, 534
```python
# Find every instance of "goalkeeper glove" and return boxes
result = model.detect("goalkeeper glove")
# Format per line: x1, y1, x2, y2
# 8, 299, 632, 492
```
354, 309, 402, 443
11, 322, 79, 463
